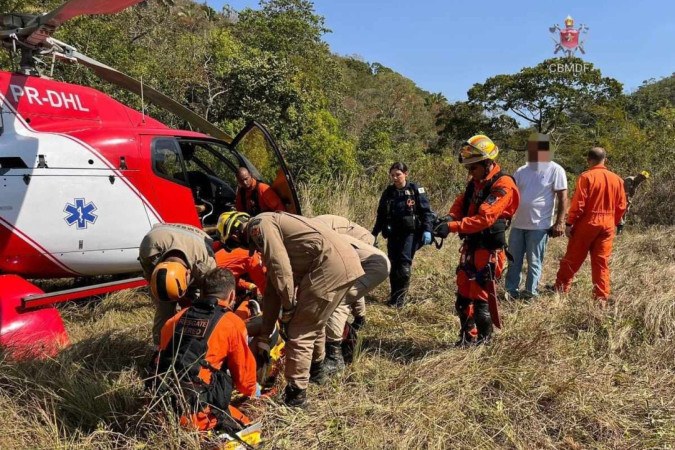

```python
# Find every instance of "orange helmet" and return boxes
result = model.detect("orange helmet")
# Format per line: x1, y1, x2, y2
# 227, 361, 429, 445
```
150, 261, 189, 302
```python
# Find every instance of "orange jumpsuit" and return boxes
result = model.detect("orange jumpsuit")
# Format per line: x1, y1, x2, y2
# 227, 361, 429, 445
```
235, 178, 286, 215
158, 300, 257, 431
215, 247, 267, 295
554, 164, 626, 300
445, 164, 519, 342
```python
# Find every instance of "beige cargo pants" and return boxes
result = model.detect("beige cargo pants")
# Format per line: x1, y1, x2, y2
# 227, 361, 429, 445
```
283, 270, 359, 390
325, 245, 390, 343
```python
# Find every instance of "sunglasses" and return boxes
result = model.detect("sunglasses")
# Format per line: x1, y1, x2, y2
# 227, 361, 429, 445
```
467, 163, 483, 172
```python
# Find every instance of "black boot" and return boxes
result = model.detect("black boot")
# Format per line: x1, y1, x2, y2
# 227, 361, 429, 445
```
388, 264, 411, 308
324, 341, 345, 376
474, 300, 493, 345
284, 383, 307, 407
341, 322, 358, 364
309, 359, 328, 385
454, 295, 476, 347
352, 315, 366, 331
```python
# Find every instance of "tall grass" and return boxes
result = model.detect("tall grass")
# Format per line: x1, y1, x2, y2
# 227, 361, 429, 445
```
1, 179, 674, 449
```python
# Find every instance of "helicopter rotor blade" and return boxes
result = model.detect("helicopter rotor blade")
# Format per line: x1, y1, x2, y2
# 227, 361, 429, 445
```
21, 0, 144, 47
67, 49, 232, 142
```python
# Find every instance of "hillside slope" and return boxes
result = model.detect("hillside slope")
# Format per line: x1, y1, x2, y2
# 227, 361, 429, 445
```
1, 220, 673, 449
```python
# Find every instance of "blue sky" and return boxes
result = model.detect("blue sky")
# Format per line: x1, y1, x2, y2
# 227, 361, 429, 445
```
208, 0, 675, 102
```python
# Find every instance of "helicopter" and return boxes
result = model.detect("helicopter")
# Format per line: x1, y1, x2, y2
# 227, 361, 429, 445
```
0, 0, 301, 357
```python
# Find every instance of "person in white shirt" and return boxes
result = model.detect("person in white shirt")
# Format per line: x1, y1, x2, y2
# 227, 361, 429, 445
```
505, 134, 568, 299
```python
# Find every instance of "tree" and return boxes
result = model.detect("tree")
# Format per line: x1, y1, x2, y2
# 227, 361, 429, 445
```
627, 74, 675, 126
235, 0, 328, 57
286, 109, 358, 181
434, 101, 517, 153
468, 57, 623, 133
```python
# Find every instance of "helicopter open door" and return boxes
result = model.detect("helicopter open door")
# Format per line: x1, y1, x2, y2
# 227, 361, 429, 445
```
230, 121, 301, 215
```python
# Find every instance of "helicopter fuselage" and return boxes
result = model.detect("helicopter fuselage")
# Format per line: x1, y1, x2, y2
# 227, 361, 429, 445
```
0, 72, 214, 278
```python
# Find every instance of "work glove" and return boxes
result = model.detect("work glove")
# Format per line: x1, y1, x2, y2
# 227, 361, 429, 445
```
422, 231, 432, 245
434, 221, 450, 239
616, 224, 624, 235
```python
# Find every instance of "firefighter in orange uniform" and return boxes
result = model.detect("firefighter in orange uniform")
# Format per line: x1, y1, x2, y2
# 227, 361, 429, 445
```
235, 167, 286, 215
215, 247, 267, 297
434, 135, 520, 346
152, 268, 257, 432
553, 147, 627, 302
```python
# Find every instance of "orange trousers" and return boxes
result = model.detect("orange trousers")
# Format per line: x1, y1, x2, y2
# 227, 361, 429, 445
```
555, 221, 615, 300
456, 247, 505, 302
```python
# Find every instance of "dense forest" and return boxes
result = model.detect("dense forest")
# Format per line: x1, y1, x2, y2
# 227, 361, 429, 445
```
1, 0, 673, 222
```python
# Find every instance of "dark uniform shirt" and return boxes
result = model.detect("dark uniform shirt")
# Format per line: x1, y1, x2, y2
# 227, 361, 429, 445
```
372, 182, 433, 236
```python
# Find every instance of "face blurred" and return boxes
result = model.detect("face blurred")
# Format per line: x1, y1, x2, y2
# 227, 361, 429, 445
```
236, 170, 254, 190
390, 169, 408, 188
527, 148, 552, 163
526, 134, 552, 163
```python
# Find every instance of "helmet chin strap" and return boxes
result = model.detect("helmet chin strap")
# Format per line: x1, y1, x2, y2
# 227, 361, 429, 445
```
480, 160, 495, 180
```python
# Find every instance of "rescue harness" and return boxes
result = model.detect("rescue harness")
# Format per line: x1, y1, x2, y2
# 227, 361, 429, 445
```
238, 183, 262, 216
457, 171, 513, 286
155, 296, 238, 433
460, 171, 513, 251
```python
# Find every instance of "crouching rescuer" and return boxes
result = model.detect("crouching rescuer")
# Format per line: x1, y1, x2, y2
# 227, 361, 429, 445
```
216, 211, 364, 407
149, 267, 257, 432
312, 215, 390, 373
434, 135, 520, 346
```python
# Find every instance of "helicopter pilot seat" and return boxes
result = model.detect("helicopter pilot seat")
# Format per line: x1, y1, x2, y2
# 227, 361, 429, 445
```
174, 170, 236, 225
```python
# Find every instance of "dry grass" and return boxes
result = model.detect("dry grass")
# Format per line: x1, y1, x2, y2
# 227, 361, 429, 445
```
1, 184, 674, 449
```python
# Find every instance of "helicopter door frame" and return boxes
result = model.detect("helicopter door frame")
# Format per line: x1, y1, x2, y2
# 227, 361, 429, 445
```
230, 121, 301, 215
151, 137, 190, 186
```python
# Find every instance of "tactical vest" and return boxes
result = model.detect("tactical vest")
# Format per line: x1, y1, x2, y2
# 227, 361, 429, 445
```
156, 297, 234, 429
386, 184, 421, 233
461, 172, 512, 250
238, 184, 261, 216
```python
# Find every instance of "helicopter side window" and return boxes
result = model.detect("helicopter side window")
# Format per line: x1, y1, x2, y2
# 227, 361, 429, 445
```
177, 140, 242, 225
152, 138, 188, 185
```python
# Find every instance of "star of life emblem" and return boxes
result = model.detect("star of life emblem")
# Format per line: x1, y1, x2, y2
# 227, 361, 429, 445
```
64, 198, 98, 229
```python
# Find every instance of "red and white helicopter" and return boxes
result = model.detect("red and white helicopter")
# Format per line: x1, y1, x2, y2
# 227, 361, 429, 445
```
0, 0, 301, 356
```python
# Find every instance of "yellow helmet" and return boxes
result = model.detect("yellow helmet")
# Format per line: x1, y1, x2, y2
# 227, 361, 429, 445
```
217, 211, 250, 243
150, 261, 189, 302
459, 134, 499, 165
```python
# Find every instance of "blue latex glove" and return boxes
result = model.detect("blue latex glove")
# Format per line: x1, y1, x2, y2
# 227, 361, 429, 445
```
422, 231, 432, 245
255, 383, 262, 398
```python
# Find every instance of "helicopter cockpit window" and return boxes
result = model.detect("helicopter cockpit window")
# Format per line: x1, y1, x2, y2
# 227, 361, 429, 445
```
175, 139, 244, 225
152, 138, 187, 185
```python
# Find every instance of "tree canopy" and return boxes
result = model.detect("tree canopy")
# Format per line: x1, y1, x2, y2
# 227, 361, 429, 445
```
468, 58, 623, 133
1, 0, 672, 195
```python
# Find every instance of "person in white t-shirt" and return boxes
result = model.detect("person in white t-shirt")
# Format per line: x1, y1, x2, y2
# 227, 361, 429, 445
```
505, 134, 568, 299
